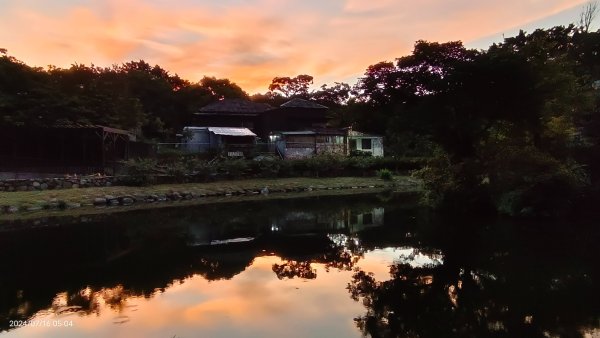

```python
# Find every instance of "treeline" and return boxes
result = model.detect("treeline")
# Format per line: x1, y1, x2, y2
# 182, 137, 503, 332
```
2, 24, 600, 216
364, 25, 599, 217
0, 53, 248, 138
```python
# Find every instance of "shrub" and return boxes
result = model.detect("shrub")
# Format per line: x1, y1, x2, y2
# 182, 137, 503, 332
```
218, 159, 249, 178
118, 158, 159, 186
252, 157, 282, 178
377, 168, 393, 181
164, 162, 188, 183
490, 146, 588, 217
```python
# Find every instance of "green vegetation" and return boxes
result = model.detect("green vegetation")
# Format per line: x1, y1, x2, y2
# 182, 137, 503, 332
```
377, 168, 393, 181
117, 155, 426, 185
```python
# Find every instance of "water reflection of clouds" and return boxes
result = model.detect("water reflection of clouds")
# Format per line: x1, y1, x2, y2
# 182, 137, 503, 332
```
5, 255, 369, 338
355, 247, 444, 282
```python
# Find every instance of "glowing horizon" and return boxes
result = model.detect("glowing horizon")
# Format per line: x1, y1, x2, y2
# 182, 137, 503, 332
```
0, 0, 590, 94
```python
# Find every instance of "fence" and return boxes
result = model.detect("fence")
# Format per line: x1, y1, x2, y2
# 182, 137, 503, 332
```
155, 142, 276, 157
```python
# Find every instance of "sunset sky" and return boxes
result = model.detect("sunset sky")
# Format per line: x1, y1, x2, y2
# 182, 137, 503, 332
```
0, 0, 591, 93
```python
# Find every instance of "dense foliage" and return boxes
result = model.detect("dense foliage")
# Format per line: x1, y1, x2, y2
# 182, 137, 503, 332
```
117, 154, 426, 185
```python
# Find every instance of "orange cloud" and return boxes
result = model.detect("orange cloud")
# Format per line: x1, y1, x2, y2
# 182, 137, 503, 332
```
0, 0, 588, 93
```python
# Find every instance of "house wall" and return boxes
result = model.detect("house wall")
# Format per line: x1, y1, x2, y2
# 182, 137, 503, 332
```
282, 135, 315, 159
349, 137, 384, 157
183, 128, 213, 152
280, 134, 347, 159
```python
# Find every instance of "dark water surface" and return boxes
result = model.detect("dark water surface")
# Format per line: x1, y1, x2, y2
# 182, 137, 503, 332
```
0, 193, 598, 338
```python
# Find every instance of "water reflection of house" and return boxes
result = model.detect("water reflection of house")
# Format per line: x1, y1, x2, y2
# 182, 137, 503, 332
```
342, 207, 385, 233
268, 207, 385, 235
184, 207, 385, 247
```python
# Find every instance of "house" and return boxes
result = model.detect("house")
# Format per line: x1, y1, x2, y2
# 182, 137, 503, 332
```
182, 127, 257, 157
273, 128, 347, 159
194, 99, 274, 140
192, 98, 384, 159
0, 123, 149, 176
262, 98, 328, 135
347, 130, 384, 157
194, 98, 329, 139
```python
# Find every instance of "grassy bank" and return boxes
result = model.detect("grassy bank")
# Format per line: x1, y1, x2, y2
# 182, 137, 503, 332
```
0, 176, 422, 220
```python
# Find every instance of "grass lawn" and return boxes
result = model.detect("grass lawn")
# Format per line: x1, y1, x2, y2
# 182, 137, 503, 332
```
0, 176, 421, 215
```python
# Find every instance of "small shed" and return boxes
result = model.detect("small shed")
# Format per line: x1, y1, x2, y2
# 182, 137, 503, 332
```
348, 130, 384, 157
0, 124, 147, 175
182, 126, 257, 156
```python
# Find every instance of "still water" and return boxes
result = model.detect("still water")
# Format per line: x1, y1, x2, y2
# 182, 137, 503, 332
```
0, 193, 598, 338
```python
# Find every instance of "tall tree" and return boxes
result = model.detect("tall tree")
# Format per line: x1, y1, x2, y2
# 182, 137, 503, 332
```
268, 74, 313, 98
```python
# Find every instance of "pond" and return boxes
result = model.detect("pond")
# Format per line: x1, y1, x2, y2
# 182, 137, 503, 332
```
0, 192, 598, 338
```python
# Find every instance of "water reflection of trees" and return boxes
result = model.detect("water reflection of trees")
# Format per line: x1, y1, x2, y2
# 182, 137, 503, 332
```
271, 233, 365, 280
347, 222, 600, 338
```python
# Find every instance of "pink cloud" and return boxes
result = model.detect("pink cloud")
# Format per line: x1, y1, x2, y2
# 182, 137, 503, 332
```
0, 0, 587, 93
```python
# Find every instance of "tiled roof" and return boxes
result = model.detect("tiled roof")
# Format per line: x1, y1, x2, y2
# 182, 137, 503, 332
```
280, 98, 328, 109
198, 99, 274, 114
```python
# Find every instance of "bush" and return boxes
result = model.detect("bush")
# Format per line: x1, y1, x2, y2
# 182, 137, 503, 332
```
490, 146, 588, 217
251, 157, 282, 178
118, 158, 159, 186
377, 168, 393, 180
218, 159, 249, 178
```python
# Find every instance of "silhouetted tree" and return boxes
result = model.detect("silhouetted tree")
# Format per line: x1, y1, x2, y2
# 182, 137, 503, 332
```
268, 74, 313, 98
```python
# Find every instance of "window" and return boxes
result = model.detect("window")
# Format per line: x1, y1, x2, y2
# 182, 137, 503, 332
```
361, 138, 372, 150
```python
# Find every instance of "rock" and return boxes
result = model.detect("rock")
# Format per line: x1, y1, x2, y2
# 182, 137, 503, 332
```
66, 203, 81, 209
17, 185, 27, 191
7, 206, 18, 213
63, 182, 72, 188
121, 197, 134, 205
40, 183, 48, 190
71, 184, 79, 189
157, 195, 167, 202
104, 195, 117, 201
32, 181, 41, 188
105, 181, 112, 187
93, 198, 107, 205
260, 187, 269, 195
26, 206, 42, 212
108, 199, 119, 206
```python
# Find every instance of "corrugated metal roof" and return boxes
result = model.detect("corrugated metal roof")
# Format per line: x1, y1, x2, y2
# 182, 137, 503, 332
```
348, 130, 383, 138
208, 127, 257, 137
